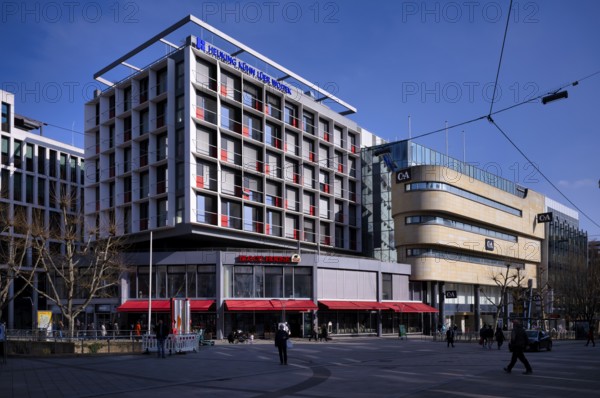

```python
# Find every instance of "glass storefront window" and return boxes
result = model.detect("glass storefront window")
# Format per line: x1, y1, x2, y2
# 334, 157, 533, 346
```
234, 266, 253, 297
265, 267, 283, 297
284, 267, 293, 298
168, 267, 186, 298
294, 268, 312, 298
198, 265, 216, 298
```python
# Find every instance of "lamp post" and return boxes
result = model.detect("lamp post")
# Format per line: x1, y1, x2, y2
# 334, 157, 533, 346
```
147, 230, 153, 334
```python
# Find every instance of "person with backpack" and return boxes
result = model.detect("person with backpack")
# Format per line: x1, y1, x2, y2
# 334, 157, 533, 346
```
504, 320, 533, 374
495, 326, 505, 350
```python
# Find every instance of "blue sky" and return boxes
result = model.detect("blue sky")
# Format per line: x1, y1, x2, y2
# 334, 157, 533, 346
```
1, 0, 599, 236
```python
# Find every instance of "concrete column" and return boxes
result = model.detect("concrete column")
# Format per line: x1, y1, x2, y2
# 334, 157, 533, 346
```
216, 251, 224, 340
431, 281, 439, 330
474, 284, 480, 333
438, 281, 445, 327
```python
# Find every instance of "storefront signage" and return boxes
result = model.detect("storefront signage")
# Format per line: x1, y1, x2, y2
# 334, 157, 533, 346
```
445, 290, 457, 299
238, 255, 295, 263
396, 168, 412, 183
485, 239, 494, 251
537, 212, 553, 223
196, 38, 292, 95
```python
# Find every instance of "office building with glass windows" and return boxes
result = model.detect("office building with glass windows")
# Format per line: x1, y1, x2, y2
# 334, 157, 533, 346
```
362, 139, 591, 334
0, 89, 85, 330
84, 16, 432, 339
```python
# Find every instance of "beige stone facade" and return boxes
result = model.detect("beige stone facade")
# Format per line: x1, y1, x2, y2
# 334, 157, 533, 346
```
392, 165, 545, 288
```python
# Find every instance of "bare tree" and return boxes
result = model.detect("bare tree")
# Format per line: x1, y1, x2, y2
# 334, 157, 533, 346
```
0, 202, 36, 323
480, 264, 529, 329
20, 191, 128, 338
553, 242, 600, 330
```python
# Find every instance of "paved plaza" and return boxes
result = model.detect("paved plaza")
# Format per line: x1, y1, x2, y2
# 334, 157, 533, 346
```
1, 337, 598, 397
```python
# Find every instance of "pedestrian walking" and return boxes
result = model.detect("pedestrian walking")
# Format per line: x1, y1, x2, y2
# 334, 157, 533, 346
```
585, 326, 596, 347
504, 320, 533, 375
309, 323, 318, 342
134, 320, 142, 340
446, 327, 455, 348
495, 326, 505, 350
274, 324, 289, 365
153, 319, 169, 358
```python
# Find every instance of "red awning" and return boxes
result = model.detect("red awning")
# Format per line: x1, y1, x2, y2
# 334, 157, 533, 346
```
116, 299, 216, 312
385, 302, 439, 313
225, 299, 317, 311
270, 300, 318, 311
319, 301, 390, 310
225, 300, 274, 311
116, 300, 171, 313
189, 300, 216, 311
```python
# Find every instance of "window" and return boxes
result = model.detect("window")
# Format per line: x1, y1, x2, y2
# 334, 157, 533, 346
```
320, 222, 330, 245
140, 171, 149, 198
221, 200, 242, 229
156, 133, 168, 161
303, 219, 315, 243
196, 125, 216, 157
139, 140, 149, 167
243, 204, 262, 233
37, 146, 45, 174
123, 147, 131, 173
123, 86, 131, 112
13, 139, 22, 169
303, 191, 315, 216
284, 103, 298, 127
196, 160, 216, 191
197, 265, 216, 297
242, 175, 262, 202
221, 135, 241, 165
334, 176, 342, 197
1, 102, 9, 132
59, 153, 67, 180
195, 58, 216, 90
266, 210, 282, 237
139, 109, 149, 135
303, 111, 314, 134
139, 202, 149, 230
37, 177, 45, 206
196, 194, 216, 224
195, 92, 217, 124
284, 158, 299, 184
382, 274, 392, 300
1, 136, 8, 166
265, 123, 281, 149
123, 176, 132, 203
156, 100, 167, 128
304, 165, 315, 189
220, 103, 239, 132
335, 225, 344, 248
285, 186, 299, 211
334, 126, 343, 148
265, 151, 281, 178
242, 82, 261, 110
25, 144, 34, 172
123, 206, 131, 234
265, 94, 281, 119
175, 61, 185, 93
124, 116, 132, 141
303, 138, 315, 162
156, 165, 167, 194
108, 95, 115, 118
140, 77, 148, 104
13, 171, 22, 201
265, 181, 281, 207
319, 171, 329, 193
0, 169, 8, 199
25, 175, 33, 203
285, 130, 298, 155
157, 198, 168, 227
70, 157, 77, 183
242, 113, 262, 141
319, 119, 330, 141
285, 214, 299, 239
319, 196, 330, 219
156, 68, 167, 95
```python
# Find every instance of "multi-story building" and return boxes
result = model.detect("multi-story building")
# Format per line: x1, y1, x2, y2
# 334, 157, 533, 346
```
0, 89, 85, 329
362, 140, 588, 334
84, 16, 426, 339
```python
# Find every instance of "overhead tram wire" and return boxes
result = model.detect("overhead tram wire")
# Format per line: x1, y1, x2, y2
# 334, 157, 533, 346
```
488, 0, 514, 116
487, 118, 600, 230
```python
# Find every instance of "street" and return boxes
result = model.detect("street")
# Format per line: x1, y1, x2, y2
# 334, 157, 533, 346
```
1, 337, 598, 397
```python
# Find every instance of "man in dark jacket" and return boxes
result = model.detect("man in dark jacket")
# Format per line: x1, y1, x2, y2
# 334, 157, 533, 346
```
274, 324, 289, 365
504, 320, 533, 374
153, 319, 169, 358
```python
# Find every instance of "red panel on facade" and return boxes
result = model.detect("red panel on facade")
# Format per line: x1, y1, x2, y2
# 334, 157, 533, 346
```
225, 300, 273, 311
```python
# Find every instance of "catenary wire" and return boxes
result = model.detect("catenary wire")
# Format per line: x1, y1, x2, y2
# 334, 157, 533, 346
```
488, 0, 514, 116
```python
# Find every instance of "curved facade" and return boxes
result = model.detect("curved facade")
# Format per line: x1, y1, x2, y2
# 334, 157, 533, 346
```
392, 164, 545, 332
